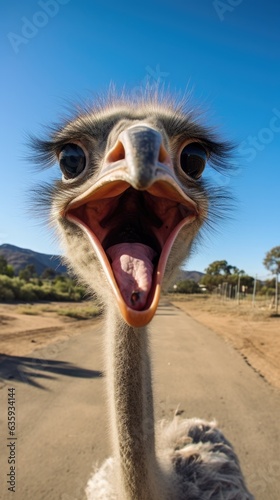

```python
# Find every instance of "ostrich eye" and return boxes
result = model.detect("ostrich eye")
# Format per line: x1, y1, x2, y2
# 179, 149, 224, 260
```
180, 143, 207, 179
59, 143, 86, 179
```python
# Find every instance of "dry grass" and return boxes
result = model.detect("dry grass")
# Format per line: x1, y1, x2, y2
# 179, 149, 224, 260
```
57, 305, 100, 320
167, 293, 277, 320
16, 305, 41, 315
169, 293, 280, 389
15, 301, 102, 319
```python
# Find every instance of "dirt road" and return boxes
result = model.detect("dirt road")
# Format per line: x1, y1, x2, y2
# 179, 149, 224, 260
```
0, 302, 279, 500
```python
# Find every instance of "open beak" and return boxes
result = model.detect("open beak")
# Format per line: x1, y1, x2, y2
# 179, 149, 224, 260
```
63, 124, 199, 327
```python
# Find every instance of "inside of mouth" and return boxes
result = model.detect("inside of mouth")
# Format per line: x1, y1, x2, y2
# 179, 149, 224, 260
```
67, 187, 194, 312
106, 242, 157, 310
103, 190, 163, 310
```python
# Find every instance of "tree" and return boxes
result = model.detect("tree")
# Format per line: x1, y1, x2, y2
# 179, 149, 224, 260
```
41, 267, 56, 280
173, 279, 201, 294
19, 264, 37, 282
263, 246, 280, 314
258, 278, 275, 297
6, 265, 14, 277
204, 260, 241, 277
263, 246, 280, 275
201, 260, 252, 294
0, 255, 14, 277
204, 260, 230, 276
26, 264, 37, 277
0, 255, 8, 274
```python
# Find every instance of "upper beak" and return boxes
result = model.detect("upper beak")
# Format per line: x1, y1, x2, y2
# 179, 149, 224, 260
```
105, 124, 173, 189
67, 124, 196, 208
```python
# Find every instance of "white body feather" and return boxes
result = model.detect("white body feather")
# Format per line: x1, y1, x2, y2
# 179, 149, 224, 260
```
86, 418, 253, 500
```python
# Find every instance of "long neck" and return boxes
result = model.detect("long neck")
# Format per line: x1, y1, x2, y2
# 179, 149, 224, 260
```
105, 308, 165, 500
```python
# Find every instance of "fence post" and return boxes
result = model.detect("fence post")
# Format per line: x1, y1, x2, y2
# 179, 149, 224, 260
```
275, 273, 279, 315
252, 274, 257, 308
237, 273, 241, 305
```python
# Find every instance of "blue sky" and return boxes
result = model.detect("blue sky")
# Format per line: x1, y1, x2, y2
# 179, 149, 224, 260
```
1, 0, 279, 278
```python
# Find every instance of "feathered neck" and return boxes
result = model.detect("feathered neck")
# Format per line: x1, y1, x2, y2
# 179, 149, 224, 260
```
105, 308, 166, 500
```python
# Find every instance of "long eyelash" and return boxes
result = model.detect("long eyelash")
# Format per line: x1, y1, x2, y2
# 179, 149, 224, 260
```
27, 136, 59, 169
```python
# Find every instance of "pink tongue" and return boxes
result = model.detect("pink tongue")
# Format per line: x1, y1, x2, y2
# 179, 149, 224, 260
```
106, 243, 157, 310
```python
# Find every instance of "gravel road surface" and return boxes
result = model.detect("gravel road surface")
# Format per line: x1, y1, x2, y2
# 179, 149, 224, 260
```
0, 302, 279, 499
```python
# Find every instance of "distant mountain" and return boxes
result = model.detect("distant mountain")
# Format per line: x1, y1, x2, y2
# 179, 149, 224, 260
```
176, 269, 204, 283
169, 269, 204, 285
0, 244, 67, 276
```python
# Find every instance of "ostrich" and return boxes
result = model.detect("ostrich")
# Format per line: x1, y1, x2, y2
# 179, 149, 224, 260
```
32, 91, 254, 500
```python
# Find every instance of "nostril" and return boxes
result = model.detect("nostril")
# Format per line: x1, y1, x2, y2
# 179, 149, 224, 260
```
107, 141, 125, 163
158, 144, 170, 164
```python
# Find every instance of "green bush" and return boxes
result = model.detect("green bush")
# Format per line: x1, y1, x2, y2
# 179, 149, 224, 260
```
0, 275, 23, 301
172, 279, 201, 294
0, 274, 87, 303
258, 286, 275, 297
0, 256, 15, 277
0, 286, 15, 301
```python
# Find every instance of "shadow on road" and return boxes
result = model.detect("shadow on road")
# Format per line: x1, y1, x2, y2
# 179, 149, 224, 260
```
0, 354, 103, 389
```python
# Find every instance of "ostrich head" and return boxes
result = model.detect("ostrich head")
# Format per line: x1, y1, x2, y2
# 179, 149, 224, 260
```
32, 93, 231, 326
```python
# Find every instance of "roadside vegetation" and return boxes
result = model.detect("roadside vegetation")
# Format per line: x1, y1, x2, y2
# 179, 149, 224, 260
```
0, 246, 279, 314
0, 257, 87, 303
169, 246, 279, 314
15, 302, 101, 320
